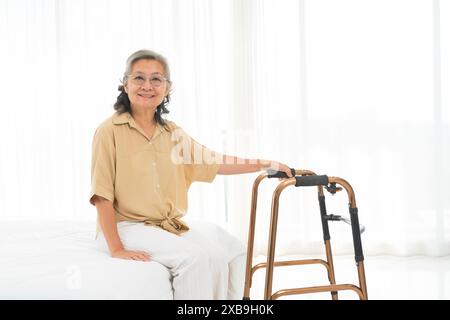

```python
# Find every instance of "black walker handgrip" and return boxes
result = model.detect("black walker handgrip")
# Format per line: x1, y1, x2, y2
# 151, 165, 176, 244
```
267, 168, 296, 179
295, 175, 329, 187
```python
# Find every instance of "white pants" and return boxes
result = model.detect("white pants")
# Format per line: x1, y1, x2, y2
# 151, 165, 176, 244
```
96, 220, 247, 300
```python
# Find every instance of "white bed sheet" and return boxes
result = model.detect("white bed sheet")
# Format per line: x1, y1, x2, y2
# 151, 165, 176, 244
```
0, 221, 173, 300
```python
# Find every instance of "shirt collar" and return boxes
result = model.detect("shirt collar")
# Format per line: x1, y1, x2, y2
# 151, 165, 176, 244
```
112, 111, 165, 140
112, 112, 133, 125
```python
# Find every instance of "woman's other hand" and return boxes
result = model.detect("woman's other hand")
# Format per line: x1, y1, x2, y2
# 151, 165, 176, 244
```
111, 249, 151, 262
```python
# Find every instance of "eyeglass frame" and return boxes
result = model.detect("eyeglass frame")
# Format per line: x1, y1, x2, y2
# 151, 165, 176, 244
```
124, 72, 171, 88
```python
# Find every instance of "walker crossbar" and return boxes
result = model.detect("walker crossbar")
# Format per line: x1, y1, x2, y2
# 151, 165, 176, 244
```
243, 169, 368, 300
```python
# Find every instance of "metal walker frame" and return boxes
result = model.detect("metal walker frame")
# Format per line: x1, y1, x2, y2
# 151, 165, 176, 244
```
243, 169, 368, 300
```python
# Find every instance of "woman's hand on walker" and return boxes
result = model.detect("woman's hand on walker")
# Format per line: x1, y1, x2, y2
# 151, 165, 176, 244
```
260, 160, 294, 178
111, 249, 151, 262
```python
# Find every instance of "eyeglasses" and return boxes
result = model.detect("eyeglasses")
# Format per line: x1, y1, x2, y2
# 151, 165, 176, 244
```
126, 73, 170, 88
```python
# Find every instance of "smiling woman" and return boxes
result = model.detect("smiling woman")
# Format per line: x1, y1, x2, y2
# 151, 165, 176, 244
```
89, 49, 293, 300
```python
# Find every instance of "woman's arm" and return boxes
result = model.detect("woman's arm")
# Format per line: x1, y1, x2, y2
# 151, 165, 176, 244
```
217, 155, 293, 177
93, 195, 150, 262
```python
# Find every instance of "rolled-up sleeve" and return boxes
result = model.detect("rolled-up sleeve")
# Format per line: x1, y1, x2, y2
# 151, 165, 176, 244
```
89, 124, 116, 205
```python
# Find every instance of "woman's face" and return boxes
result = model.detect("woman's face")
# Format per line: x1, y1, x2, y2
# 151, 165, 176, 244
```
124, 59, 170, 112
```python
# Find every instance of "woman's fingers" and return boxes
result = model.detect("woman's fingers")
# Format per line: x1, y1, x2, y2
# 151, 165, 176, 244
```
271, 163, 294, 180
113, 249, 150, 261
139, 253, 150, 261
274, 162, 293, 178
135, 251, 150, 261
282, 164, 293, 177
138, 251, 151, 260
130, 254, 146, 261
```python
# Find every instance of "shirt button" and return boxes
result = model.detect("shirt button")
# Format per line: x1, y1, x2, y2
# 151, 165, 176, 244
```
152, 162, 156, 166
156, 184, 160, 188
148, 142, 152, 145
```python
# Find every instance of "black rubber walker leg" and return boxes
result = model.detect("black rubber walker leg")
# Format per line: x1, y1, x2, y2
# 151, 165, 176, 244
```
349, 206, 364, 263
318, 193, 338, 299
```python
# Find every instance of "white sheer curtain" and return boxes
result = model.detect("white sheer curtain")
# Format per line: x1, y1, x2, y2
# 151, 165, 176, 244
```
0, 0, 449, 257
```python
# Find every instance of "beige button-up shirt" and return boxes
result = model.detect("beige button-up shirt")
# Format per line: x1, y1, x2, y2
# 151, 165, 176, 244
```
89, 112, 220, 236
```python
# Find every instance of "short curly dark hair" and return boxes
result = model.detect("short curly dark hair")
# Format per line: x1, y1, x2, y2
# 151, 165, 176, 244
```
114, 49, 172, 129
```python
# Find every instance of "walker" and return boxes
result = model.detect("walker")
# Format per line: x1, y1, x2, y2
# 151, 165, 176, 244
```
243, 169, 368, 300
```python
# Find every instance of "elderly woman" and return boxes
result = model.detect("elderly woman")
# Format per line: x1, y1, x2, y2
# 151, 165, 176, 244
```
90, 49, 293, 300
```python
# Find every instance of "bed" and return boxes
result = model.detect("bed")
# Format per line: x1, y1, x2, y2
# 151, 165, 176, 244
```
0, 220, 173, 299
